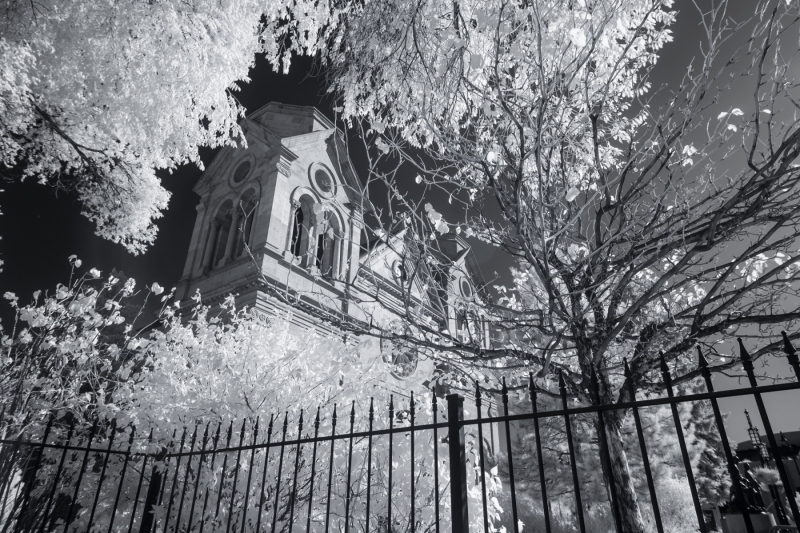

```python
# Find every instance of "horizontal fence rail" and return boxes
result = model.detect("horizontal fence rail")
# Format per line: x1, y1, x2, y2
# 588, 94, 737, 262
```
1, 336, 800, 533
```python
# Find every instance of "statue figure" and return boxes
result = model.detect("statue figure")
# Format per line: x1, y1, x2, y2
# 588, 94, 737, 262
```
728, 460, 768, 513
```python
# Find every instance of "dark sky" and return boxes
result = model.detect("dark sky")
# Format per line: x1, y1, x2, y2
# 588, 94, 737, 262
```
1, 1, 798, 443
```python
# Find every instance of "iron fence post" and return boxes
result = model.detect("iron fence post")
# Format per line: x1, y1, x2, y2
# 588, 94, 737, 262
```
446, 394, 468, 533
140, 446, 169, 533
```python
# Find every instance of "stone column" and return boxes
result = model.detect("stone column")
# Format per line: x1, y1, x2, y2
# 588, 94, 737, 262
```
203, 221, 220, 272
222, 209, 240, 266
186, 201, 207, 278
347, 217, 363, 284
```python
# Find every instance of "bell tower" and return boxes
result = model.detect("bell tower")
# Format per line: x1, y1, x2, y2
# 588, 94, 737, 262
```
176, 102, 366, 329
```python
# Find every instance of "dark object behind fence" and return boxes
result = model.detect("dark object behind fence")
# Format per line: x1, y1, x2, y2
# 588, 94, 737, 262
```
1, 336, 800, 533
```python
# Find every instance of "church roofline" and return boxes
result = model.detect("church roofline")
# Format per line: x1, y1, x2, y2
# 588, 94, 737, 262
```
247, 102, 335, 132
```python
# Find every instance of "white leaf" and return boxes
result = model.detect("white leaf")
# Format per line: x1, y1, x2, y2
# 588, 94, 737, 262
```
565, 187, 580, 202
727, 124, 737, 132
569, 28, 587, 48
89, 268, 102, 278
151, 283, 164, 295
731, 108, 744, 116
717, 112, 728, 120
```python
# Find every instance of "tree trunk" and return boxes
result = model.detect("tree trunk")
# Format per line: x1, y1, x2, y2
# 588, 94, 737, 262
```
596, 414, 647, 533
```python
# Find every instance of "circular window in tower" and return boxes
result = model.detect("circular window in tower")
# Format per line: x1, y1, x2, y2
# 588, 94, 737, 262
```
232, 160, 252, 184
314, 169, 333, 193
460, 278, 473, 298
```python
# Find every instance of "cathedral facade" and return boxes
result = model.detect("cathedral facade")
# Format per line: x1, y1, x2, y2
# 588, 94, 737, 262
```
175, 102, 488, 387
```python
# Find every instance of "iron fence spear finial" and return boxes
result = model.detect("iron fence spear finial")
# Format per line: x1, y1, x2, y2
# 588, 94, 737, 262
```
659, 351, 671, 381
738, 337, 752, 365
697, 346, 709, 369
782, 330, 800, 379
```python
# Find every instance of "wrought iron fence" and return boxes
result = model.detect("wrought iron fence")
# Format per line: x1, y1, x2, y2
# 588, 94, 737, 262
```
2, 335, 800, 533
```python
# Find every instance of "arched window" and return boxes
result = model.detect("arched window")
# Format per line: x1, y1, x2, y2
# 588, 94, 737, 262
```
315, 211, 341, 278
456, 310, 469, 341
291, 206, 304, 257
235, 190, 258, 257
204, 200, 234, 271
289, 197, 316, 264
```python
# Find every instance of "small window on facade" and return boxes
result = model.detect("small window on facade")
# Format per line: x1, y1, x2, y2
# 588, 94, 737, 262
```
316, 233, 325, 270
209, 202, 234, 269
235, 191, 258, 257
232, 160, 252, 184
291, 207, 304, 257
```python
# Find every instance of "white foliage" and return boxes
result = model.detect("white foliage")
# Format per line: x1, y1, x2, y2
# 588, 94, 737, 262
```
0, 0, 332, 252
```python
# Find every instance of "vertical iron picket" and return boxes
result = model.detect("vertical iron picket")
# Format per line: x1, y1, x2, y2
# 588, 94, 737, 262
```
739, 338, 800, 524
287, 411, 304, 532
125, 429, 148, 533
622, 360, 663, 533
344, 402, 355, 533
199, 424, 223, 533
697, 348, 755, 533
141, 439, 172, 533
306, 408, 321, 533
410, 392, 415, 533
590, 369, 623, 533
214, 423, 234, 524
529, 374, 551, 533
254, 416, 273, 533
660, 354, 707, 533
446, 394, 468, 533
18, 413, 54, 528
240, 417, 260, 533
226, 419, 248, 533
502, 378, 519, 533
475, 383, 490, 533
387, 395, 394, 533
558, 372, 586, 533
174, 425, 199, 533
164, 427, 189, 533
65, 419, 99, 532
431, 391, 440, 533
187, 423, 211, 533
87, 419, 118, 530
365, 399, 374, 533
39, 417, 75, 533
271, 414, 289, 533
324, 405, 337, 533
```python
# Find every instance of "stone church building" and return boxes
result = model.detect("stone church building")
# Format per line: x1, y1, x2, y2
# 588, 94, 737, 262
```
175, 102, 489, 387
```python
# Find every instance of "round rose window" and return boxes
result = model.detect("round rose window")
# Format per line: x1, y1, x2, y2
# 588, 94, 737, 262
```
314, 169, 333, 193
460, 278, 473, 298
232, 161, 252, 184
